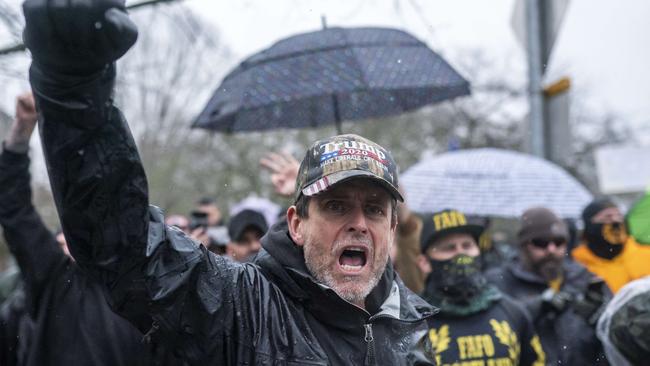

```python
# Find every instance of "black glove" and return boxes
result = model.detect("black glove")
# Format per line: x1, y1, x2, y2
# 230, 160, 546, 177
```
23, 0, 138, 74
540, 288, 574, 314
573, 279, 610, 326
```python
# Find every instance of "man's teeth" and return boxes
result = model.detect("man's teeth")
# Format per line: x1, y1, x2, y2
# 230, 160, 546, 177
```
341, 264, 363, 270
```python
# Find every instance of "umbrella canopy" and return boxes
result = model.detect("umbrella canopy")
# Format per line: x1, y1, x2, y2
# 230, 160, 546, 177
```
230, 195, 282, 228
193, 26, 470, 133
401, 148, 593, 219
627, 191, 650, 244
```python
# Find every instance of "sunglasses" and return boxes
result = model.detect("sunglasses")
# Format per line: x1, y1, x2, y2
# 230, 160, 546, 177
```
529, 237, 567, 249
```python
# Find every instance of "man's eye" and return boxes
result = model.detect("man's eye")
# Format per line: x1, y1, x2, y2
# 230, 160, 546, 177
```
438, 243, 455, 252
365, 205, 385, 216
325, 201, 346, 212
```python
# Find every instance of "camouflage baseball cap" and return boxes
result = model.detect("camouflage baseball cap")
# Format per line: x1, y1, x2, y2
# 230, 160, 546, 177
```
294, 134, 403, 202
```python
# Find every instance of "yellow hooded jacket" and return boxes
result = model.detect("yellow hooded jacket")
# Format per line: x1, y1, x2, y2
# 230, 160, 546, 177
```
572, 237, 650, 293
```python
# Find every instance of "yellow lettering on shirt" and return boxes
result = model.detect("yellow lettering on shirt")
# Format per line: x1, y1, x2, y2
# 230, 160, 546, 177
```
440, 358, 513, 366
458, 337, 468, 359
482, 335, 495, 357
456, 334, 495, 359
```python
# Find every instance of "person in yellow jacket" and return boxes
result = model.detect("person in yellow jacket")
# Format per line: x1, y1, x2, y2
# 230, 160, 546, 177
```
572, 198, 650, 293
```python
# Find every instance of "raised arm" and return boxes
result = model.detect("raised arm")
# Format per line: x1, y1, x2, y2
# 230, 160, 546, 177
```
22, 0, 206, 333
0, 92, 68, 315
21, 3, 287, 363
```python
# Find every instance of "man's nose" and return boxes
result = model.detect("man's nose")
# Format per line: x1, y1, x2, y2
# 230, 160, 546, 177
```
546, 241, 562, 252
347, 207, 369, 234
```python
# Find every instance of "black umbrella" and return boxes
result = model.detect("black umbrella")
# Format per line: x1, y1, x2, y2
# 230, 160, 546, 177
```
193, 26, 470, 133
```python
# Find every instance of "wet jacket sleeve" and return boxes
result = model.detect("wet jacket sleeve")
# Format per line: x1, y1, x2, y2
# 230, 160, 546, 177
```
28, 63, 200, 331
0, 146, 67, 316
28, 63, 277, 363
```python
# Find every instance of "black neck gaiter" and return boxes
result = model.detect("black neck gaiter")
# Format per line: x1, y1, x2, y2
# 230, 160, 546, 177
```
584, 222, 628, 259
421, 255, 501, 316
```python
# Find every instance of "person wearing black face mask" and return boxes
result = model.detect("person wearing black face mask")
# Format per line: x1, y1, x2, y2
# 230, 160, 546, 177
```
486, 207, 610, 366
572, 198, 650, 293
417, 209, 546, 366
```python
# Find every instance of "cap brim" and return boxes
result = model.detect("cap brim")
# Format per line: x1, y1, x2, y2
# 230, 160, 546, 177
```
301, 170, 404, 202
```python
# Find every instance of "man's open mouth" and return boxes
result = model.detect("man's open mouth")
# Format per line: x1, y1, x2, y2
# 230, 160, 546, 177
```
338, 246, 368, 273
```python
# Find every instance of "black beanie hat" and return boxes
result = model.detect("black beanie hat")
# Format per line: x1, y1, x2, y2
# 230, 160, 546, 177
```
518, 207, 568, 246
582, 198, 617, 225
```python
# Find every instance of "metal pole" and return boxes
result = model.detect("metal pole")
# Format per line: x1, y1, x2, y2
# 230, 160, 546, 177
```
332, 94, 342, 134
0, 0, 182, 56
0, 43, 25, 56
525, 0, 545, 158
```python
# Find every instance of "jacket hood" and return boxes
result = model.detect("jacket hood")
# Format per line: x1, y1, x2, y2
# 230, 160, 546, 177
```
597, 276, 650, 366
256, 220, 434, 330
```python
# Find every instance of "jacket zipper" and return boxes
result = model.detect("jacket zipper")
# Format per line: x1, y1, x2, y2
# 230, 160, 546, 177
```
364, 323, 376, 366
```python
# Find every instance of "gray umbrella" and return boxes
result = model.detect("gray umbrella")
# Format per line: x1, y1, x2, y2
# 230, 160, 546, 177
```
193, 26, 470, 133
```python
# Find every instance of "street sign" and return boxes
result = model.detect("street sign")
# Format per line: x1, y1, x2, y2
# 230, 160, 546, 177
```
596, 145, 650, 194
511, 0, 571, 66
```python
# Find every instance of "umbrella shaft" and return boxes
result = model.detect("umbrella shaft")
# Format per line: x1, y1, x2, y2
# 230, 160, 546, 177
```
332, 94, 342, 134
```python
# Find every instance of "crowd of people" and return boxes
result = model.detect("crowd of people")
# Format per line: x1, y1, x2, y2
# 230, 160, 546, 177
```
1, 0, 650, 365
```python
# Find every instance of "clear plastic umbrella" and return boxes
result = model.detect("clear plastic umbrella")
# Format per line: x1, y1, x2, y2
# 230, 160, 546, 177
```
401, 148, 593, 219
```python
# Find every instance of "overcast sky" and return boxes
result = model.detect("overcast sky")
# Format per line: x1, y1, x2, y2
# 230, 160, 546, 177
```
185, 0, 650, 143
1, 0, 648, 142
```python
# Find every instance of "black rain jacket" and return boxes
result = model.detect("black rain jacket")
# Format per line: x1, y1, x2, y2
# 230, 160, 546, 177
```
0, 282, 33, 366
485, 259, 608, 365
0, 146, 152, 365
30, 62, 437, 365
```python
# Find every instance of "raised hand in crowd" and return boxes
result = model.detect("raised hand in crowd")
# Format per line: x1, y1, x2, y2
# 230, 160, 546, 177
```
259, 151, 299, 197
5, 93, 37, 153
189, 227, 210, 247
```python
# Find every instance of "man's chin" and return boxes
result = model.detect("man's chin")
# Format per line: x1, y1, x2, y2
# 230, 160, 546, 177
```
538, 260, 563, 281
330, 271, 384, 305
331, 283, 371, 306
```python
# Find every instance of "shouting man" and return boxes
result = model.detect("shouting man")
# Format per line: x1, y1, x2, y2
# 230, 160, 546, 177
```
22, 0, 436, 364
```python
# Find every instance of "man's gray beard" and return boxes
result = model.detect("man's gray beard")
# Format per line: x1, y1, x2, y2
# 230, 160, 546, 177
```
303, 236, 385, 306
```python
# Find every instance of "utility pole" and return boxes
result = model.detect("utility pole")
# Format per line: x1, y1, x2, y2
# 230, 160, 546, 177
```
525, 0, 546, 158
517, 0, 571, 162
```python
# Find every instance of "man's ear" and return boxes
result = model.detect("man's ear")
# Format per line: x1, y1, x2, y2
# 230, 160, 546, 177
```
287, 206, 305, 246
416, 254, 432, 275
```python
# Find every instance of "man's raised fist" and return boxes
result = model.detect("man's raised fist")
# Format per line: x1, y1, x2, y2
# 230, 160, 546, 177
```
23, 0, 138, 74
